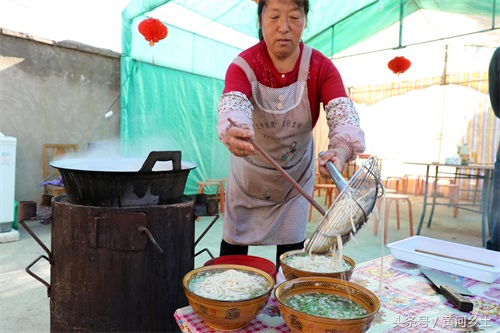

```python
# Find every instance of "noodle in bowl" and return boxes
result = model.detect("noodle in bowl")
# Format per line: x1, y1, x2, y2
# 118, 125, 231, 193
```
280, 250, 356, 280
182, 264, 275, 331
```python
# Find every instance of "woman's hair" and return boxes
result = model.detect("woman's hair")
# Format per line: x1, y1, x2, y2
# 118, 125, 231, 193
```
257, 0, 309, 41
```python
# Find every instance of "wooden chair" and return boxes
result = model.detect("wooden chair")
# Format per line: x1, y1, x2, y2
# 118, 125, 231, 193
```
402, 174, 424, 195
371, 156, 414, 243
197, 178, 226, 214
307, 159, 357, 221
374, 192, 414, 244
433, 179, 460, 218
308, 172, 338, 221
42, 144, 78, 196
343, 159, 358, 180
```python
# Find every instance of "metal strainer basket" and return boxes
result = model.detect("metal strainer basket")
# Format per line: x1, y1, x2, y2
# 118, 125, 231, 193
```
305, 155, 384, 254
227, 118, 384, 255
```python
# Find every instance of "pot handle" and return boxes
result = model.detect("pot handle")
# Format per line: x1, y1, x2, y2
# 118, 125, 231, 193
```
137, 225, 164, 254
139, 151, 182, 173
20, 218, 53, 297
19, 219, 53, 264
26, 255, 51, 296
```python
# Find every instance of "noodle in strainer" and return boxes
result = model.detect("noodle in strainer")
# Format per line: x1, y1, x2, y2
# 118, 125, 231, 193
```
305, 155, 384, 255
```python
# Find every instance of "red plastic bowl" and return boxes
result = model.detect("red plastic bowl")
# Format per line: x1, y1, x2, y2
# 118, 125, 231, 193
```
204, 255, 277, 282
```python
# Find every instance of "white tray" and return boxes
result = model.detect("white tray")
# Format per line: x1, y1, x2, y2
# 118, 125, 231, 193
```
387, 236, 500, 283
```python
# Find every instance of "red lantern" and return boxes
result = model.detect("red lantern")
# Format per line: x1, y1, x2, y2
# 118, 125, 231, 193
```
138, 18, 168, 46
388, 56, 411, 74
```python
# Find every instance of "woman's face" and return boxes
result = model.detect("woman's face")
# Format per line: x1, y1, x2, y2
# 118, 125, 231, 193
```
261, 0, 306, 60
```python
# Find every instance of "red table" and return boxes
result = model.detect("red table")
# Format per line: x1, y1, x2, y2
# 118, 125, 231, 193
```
175, 255, 500, 332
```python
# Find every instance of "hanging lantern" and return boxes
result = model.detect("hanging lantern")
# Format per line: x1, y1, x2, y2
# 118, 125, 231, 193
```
388, 56, 411, 74
138, 18, 168, 46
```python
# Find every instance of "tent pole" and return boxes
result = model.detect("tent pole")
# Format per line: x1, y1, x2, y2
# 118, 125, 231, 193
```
492, 0, 497, 28
440, 45, 449, 86
437, 45, 449, 163
333, 27, 499, 61
330, 25, 335, 57
398, 0, 404, 48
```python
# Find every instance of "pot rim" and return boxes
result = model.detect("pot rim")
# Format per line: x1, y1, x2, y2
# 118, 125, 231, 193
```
50, 157, 197, 173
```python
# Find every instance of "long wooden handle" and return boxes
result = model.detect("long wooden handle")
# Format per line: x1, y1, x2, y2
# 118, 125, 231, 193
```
415, 249, 494, 267
227, 118, 325, 215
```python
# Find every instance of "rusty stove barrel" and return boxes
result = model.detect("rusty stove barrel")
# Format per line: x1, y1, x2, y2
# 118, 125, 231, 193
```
49, 196, 195, 332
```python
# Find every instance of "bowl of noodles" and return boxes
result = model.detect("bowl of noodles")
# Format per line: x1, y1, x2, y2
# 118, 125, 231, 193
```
182, 264, 275, 331
275, 277, 380, 333
280, 250, 356, 281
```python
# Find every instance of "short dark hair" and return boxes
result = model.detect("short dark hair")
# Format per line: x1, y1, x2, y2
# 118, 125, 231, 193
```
257, 0, 309, 41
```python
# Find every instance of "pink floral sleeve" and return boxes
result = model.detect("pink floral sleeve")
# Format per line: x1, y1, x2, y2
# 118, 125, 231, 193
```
217, 91, 253, 145
324, 97, 366, 161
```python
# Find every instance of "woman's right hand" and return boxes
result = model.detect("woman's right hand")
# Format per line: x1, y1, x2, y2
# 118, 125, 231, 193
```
226, 125, 256, 157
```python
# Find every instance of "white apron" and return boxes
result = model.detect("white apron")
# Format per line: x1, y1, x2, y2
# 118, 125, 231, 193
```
223, 45, 315, 246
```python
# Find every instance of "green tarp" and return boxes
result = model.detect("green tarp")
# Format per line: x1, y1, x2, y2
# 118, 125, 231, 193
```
120, 58, 227, 194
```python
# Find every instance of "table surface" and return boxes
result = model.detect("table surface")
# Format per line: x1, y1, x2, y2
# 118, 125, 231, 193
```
175, 255, 500, 333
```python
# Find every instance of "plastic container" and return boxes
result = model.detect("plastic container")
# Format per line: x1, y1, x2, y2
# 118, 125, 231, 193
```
204, 255, 277, 282
0, 133, 17, 232
388, 236, 500, 283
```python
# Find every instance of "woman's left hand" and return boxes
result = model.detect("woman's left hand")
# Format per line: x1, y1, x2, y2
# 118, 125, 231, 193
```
317, 148, 348, 178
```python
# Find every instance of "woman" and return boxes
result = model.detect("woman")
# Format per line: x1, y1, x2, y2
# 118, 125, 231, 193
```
216, 0, 366, 268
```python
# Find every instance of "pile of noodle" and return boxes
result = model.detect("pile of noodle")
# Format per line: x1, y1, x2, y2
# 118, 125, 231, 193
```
286, 253, 351, 273
189, 269, 270, 301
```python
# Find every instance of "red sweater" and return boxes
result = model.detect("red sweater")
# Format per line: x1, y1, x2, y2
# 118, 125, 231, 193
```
223, 41, 348, 127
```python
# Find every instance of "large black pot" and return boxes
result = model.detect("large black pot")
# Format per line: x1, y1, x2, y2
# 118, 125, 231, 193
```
50, 151, 197, 207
